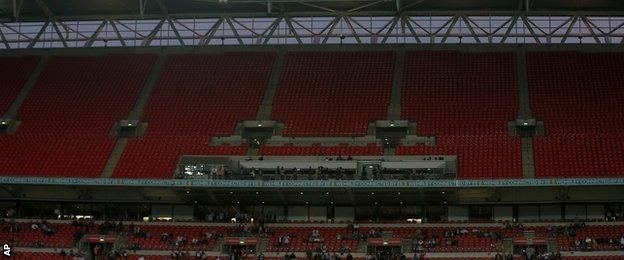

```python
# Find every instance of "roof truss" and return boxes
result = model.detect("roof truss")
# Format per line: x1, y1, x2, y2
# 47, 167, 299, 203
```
1, 14, 624, 49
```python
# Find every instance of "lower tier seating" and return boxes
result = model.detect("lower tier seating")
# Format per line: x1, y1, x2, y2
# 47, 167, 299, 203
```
562, 257, 624, 260
10, 252, 66, 260
267, 227, 358, 253
127, 225, 228, 251
0, 222, 80, 248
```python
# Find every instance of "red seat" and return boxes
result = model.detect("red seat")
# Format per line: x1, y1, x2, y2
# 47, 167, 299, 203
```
259, 143, 383, 156
0, 56, 39, 115
528, 52, 624, 178
400, 51, 521, 179
113, 53, 275, 178
271, 51, 394, 137
0, 54, 155, 177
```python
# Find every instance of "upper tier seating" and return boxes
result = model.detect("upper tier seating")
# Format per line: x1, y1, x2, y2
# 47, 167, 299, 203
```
271, 51, 395, 137
259, 143, 383, 156
527, 52, 624, 178
399, 51, 521, 178
113, 52, 275, 178
0, 56, 39, 115
0, 54, 155, 177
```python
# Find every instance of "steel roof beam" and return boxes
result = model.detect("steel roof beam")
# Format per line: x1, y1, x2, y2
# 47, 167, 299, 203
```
8, 10, 624, 23
84, 20, 108, 47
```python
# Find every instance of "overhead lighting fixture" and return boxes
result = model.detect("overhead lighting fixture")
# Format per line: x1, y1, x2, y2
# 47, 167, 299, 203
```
390, 123, 395, 127
300, 191, 304, 195
523, 122, 528, 126
257, 124, 262, 127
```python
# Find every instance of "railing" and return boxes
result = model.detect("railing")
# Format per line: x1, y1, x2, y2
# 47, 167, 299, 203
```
0, 176, 623, 188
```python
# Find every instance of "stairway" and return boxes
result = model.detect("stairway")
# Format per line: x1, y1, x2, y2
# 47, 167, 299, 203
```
356, 240, 367, 253
524, 230, 536, 245
516, 51, 532, 119
77, 237, 92, 259
502, 238, 514, 254
100, 138, 129, 178
98, 52, 167, 178
516, 51, 536, 179
3, 54, 50, 119
256, 52, 286, 120
214, 237, 225, 253
387, 49, 405, 120
257, 237, 269, 253
402, 239, 413, 254
521, 137, 536, 178
547, 237, 558, 252
113, 235, 129, 252
247, 147, 259, 156
127, 52, 167, 121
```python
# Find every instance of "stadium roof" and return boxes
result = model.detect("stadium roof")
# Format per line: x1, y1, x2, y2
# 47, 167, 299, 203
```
2, 0, 624, 21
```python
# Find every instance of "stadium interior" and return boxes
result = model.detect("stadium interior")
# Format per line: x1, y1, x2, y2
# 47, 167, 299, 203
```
0, 0, 624, 259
